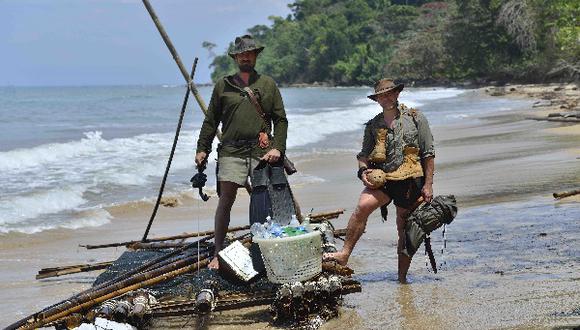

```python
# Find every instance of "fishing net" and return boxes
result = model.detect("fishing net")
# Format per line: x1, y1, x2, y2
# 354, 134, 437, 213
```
93, 246, 277, 301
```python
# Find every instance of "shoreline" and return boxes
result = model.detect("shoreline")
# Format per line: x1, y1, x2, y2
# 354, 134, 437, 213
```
1, 84, 578, 329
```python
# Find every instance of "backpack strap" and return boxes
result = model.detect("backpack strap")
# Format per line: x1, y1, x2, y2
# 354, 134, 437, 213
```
244, 87, 271, 132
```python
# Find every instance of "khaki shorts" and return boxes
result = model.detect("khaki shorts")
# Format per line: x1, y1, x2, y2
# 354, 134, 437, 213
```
217, 156, 261, 186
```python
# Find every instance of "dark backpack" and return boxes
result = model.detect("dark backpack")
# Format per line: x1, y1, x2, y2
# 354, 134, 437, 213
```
403, 195, 457, 258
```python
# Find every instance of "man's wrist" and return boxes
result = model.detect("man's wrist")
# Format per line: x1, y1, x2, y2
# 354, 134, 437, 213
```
357, 166, 368, 180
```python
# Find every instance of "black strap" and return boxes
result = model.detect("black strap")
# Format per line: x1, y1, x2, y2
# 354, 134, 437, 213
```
244, 87, 271, 132
425, 236, 437, 273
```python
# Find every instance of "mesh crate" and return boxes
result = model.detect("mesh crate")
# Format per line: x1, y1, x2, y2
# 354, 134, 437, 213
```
253, 229, 322, 284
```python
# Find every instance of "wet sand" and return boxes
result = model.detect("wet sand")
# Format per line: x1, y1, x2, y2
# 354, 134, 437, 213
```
1, 85, 579, 329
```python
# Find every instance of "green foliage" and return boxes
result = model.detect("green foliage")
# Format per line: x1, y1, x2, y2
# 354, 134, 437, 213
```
209, 0, 579, 84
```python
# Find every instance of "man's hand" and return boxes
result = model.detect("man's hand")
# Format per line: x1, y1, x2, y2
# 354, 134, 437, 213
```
421, 183, 433, 203
195, 151, 207, 167
361, 169, 380, 189
261, 149, 281, 163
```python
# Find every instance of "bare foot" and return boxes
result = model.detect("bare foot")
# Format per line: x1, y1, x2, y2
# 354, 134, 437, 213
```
323, 251, 349, 266
398, 277, 409, 284
208, 257, 219, 270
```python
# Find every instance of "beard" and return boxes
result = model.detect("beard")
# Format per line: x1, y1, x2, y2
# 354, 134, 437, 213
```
238, 62, 255, 73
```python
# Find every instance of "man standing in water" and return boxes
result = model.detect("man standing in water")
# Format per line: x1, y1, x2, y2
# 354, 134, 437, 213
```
325, 79, 435, 283
195, 35, 288, 270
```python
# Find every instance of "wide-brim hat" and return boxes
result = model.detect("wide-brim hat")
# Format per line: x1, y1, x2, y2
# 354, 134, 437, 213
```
228, 35, 265, 58
368, 78, 404, 101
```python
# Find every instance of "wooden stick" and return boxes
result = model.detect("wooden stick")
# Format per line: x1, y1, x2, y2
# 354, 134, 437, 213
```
309, 209, 345, 223
333, 228, 347, 237
36, 261, 113, 280
127, 241, 210, 250
141, 0, 208, 115
81, 225, 249, 250
553, 189, 580, 199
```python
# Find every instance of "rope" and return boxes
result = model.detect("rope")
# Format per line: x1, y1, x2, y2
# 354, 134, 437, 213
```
141, 58, 198, 242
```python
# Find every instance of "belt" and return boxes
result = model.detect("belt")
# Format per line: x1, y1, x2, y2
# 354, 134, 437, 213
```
220, 138, 258, 147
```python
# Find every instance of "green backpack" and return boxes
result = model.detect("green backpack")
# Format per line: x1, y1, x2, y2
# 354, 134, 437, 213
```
403, 195, 457, 260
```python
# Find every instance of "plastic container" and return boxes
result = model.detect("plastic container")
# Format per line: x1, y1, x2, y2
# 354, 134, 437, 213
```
253, 227, 322, 283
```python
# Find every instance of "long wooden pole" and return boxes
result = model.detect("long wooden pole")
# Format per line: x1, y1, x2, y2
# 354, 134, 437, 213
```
36, 261, 113, 280
141, 57, 198, 241
81, 225, 249, 250
141, 0, 207, 114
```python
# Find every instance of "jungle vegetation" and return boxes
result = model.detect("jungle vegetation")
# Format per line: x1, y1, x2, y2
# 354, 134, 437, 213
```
206, 0, 579, 85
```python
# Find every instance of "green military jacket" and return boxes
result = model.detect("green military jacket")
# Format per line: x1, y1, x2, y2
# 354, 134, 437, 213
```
358, 103, 435, 172
196, 70, 288, 159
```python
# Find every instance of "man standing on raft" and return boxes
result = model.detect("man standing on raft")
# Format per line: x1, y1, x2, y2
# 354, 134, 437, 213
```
195, 35, 288, 270
325, 79, 435, 284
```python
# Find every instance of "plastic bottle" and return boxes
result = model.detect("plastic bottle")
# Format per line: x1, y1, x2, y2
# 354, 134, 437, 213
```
250, 223, 262, 236
289, 215, 300, 227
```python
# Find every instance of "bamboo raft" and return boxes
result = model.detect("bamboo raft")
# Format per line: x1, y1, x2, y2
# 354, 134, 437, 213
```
8, 209, 358, 329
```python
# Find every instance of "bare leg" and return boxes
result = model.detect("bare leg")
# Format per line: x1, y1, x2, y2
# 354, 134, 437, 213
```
396, 206, 412, 284
208, 181, 239, 270
323, 188, 390, 265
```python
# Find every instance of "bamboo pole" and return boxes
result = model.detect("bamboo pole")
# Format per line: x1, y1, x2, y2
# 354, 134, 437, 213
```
553, 189, 580, 199
141, 0, 207, 114
141, 57, 198, 241
81, 225, 249, 250
36, 261, 113, 280
127, 241, 209, 250
309, 209, 345, 223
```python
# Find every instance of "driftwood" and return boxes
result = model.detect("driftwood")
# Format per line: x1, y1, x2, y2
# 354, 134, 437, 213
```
527, 116, 580, 123
36, 261, 113, 280
81, 225, 249, 249
309, 209, 345, 223
553, 189, 580, 199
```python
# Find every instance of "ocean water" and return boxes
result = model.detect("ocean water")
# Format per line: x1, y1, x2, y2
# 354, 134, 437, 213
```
0, 85, 533, 234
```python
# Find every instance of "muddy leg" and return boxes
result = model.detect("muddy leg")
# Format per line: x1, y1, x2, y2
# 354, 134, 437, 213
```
324, 188, 390, 266
396, 206, 412, 284
208, 181, 238, 270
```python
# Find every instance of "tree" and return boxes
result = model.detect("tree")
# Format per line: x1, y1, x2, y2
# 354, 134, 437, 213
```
202, 41, 217, 58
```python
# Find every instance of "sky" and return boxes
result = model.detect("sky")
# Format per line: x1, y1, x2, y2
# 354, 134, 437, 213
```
0, 0, 294, 86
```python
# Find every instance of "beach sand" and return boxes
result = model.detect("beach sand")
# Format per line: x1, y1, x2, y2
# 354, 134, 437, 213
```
1, 85, 579, 329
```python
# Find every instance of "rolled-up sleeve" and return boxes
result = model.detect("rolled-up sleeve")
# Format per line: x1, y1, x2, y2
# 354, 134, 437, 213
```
416, 111, 435, 159
357, 123, 374, 160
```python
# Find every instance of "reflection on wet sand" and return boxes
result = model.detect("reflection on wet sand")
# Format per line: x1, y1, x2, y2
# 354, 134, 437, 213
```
396, 284, 446, 330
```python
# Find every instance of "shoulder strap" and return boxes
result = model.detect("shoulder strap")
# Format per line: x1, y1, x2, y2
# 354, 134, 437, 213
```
400, 103, 419, 129
244, 87, 270, 131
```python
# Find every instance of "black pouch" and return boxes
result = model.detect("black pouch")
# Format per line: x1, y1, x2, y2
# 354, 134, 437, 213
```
249, 161, 271, 226
269, 164, 288, 188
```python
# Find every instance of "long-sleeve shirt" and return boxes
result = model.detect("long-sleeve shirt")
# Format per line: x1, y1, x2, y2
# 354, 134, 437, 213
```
358, 103, 435, 172
196, 70, 288, 159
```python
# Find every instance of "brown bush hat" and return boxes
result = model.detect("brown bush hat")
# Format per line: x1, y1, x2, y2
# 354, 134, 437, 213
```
368, 78, 404, 101
228, 35, 265, 58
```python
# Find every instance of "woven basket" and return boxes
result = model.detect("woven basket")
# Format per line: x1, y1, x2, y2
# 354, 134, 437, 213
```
253, 229, 322, 283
